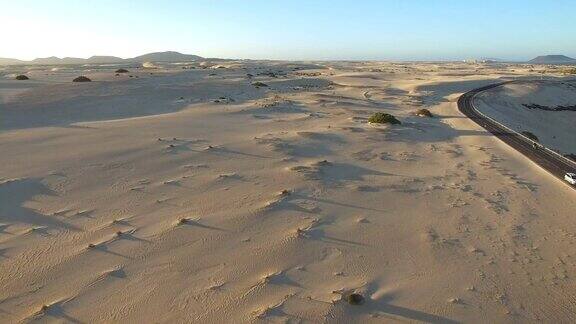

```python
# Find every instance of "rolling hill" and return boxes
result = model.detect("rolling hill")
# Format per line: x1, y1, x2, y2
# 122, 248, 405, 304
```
528, 55, 576, 64
129, 51, 203, 63
0, 51, 203, 65
0, 57, 26, 65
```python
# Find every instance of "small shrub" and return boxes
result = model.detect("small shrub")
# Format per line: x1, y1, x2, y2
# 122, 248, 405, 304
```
521, 131, 539, 142
115, 68, 129, 73
414, 108, 433, 117
73, 76, 91, 82
252, 81, 268, 88
347, 293, 365, 305
15, 75, 29, 80
368, 112, 401, 125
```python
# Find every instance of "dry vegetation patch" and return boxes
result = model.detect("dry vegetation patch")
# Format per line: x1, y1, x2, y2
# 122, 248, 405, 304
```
73, 76, 92, 82
414, 108, 433, 117
368, 112, 401, 125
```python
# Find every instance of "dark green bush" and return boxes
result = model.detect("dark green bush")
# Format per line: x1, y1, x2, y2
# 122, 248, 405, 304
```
15, 75, 29, 80
368, 112, 401, 125
347, 293, 365, 305
73, 76, 92, 82
115, 68, 129, 73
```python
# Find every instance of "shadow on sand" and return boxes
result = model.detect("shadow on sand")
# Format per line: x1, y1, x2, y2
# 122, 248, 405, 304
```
0, 178, 79, 231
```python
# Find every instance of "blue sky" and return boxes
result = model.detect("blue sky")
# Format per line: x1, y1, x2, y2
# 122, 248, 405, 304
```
1, 0, 575, 61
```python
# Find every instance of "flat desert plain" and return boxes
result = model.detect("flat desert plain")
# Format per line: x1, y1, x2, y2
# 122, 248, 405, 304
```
1, 61, 575, 323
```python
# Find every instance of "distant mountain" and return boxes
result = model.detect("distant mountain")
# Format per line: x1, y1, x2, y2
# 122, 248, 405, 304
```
0, 57, 25, 65
30, 56, 59, 64
528, 55, 576, 64
0, 51, 204, 65
32, 56, 85, 65
129, 51, 203, 63
86, 56, 125, 64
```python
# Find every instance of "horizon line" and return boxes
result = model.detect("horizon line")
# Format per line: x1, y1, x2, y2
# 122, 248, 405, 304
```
2, 51, 576, 64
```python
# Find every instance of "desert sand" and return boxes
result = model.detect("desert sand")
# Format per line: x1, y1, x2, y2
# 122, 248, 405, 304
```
475, 80, 576, 155
1, 60, 576, 323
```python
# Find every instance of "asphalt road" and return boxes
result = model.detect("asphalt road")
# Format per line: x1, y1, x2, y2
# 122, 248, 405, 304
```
457, 81, 576, 189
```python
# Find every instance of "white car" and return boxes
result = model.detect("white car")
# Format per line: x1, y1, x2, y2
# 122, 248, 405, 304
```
565, 173, 576, 185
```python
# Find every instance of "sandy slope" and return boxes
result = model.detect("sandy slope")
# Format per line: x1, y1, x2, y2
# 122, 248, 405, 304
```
475, 80, 576, 155
1, 61, 575, 323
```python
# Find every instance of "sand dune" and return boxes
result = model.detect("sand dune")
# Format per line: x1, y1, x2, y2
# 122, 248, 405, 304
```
1, 61, 575, 323
475, 80, 576, 155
